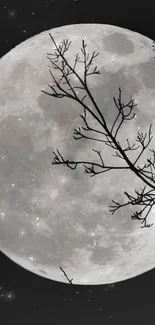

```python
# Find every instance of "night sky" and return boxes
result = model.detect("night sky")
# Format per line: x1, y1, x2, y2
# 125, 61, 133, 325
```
0, 0, 155, 324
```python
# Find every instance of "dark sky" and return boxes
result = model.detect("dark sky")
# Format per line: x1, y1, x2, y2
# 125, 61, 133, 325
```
0, 0, 155, 324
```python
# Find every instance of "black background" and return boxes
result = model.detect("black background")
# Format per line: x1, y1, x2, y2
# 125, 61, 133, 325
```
0, 1, 155, 324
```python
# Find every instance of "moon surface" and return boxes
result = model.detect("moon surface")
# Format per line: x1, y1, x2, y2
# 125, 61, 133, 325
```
0, 23, 155, 285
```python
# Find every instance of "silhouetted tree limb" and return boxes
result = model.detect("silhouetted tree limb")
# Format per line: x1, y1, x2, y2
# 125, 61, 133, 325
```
53, 148, 130, 176
42, 33, 155, 228
109, 185, 154, 228
60, 266, 74, 284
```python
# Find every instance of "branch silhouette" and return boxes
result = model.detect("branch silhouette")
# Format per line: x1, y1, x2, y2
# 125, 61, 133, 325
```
42, 33, 155, 228
60, 266, 74, 285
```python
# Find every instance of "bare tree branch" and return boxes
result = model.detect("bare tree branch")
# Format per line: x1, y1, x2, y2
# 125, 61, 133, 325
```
52, 148, 130, 177
111, 87, 137, 139
60, 266, 74, 285
42, 34, 155, 228
109, 185, 154, 228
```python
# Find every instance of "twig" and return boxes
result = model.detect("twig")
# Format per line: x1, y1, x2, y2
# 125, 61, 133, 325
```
60, 267, 74, 285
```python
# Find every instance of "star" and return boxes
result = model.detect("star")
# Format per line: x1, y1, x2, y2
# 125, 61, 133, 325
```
8, 9, 17, 19
108, 283, 116, 290
104, 283, 116, 292
0, 291, 16, 302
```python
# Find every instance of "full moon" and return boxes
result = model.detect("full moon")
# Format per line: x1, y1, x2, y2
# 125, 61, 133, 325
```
0, 23, 155, 285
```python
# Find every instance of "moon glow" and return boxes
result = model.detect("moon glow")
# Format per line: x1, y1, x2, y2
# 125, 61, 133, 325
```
0, 24, 155, 284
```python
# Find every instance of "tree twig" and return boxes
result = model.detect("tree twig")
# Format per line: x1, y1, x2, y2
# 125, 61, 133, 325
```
60, 266, 74, 285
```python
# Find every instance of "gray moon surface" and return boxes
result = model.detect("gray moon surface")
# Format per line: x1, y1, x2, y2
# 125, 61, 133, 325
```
0, 23, 155, 285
